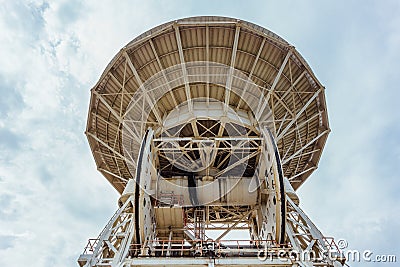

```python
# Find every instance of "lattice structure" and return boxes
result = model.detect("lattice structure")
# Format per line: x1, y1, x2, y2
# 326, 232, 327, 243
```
79, 16, 344, 267
86, 16, 329, 193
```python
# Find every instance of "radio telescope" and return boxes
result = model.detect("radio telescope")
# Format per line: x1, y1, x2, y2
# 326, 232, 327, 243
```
78, 16, 345, 267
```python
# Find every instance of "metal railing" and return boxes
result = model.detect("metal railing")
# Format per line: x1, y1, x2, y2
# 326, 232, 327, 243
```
81, 237, 344, 263
126, 239, 286, 258
157, 192, 184, 206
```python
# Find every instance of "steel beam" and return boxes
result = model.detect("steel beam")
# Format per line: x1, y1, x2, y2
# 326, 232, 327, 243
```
174, 24, 193, 112
256, 49, 292, 120
282, 129, 329, 165
224, 26, 240, 113
276, 87, 322, 141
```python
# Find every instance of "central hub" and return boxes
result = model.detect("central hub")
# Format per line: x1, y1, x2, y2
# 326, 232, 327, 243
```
152, 99, 262, 207
155, 99, 260, 179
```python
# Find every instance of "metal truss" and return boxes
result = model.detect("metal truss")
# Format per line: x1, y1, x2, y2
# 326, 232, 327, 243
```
86, 16, 330, 193
78, 192, 345, 267
285, 196, 346, 267
79, 16, 342, 267
79, 124, 345, 267
78, 196, 136, 267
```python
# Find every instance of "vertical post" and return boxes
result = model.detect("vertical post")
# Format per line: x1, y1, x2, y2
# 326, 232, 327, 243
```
166, 230, 173, 257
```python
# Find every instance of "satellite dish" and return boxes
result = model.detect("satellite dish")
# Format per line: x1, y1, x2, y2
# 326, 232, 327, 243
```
79, 16, 345, 267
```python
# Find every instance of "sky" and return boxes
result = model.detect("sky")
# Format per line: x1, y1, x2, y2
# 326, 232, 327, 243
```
0, 0, 399, 266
